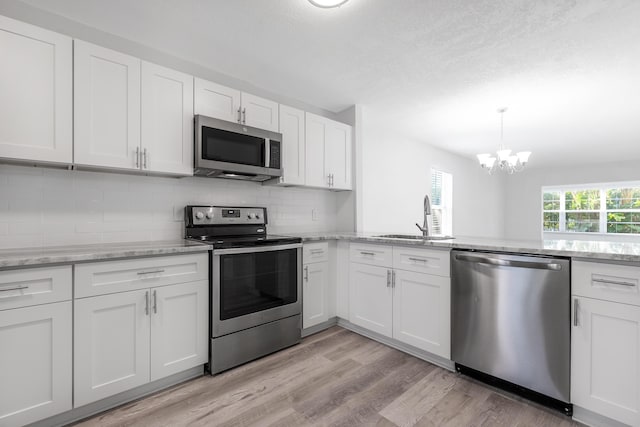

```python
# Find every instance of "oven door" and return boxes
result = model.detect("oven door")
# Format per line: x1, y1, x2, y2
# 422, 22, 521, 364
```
212, 243, 302, 337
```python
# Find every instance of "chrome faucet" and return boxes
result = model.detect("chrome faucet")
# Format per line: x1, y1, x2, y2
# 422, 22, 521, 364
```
415, 194, 431, 237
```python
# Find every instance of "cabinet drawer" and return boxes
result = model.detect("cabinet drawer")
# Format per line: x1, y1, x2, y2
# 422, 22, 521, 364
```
350, 243, 392, 267
303, 242, 329, 263
573, 260, 640, 306
393, 247, 450, 277
75, 253, 209, 298
0, 265, 72, 311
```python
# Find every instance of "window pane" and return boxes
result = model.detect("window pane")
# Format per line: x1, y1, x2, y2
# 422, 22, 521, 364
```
606, 188, 640, 209
565, 190, 600, 210
543, 191, 561, 211
431, 171, 442, 205
543, 212, 559, 231
432, 208, 443, 235
566, 212, 599, 232
607, 212, 640, 234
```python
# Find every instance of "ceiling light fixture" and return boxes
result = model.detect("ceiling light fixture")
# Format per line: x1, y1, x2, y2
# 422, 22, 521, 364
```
476, 108, 531, 174
308, 0, 349, 8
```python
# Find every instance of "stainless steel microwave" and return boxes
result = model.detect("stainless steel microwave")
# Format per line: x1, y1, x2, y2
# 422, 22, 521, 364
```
194, 115, 282, 181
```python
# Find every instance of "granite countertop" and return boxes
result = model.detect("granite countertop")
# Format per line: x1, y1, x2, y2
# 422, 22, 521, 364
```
289, 232, 640, 263
0, 240, 212, 269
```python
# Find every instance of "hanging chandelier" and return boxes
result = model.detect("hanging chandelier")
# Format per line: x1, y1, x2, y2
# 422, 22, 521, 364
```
476, 108, 531, 174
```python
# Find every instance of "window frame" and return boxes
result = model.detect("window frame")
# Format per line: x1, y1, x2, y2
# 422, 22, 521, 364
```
542, 181, 640, 239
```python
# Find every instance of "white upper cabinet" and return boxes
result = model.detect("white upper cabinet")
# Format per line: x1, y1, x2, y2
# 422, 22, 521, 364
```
74, 40, 141, 170
240, 92, 279, 132
0, 15, 72, 164
194, 78, 279, 132
194, 78, 241, 123
277, 105, 306, 186
325, 120, 352, 190
305, 112, 352, 190
141, 62, 194, 175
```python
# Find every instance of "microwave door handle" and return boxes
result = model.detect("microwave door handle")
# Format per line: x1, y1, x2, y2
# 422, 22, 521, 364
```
264, 138, 270, 168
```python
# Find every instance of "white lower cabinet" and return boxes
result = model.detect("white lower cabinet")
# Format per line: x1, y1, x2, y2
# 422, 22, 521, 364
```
349, 263, 393, 337
348, 244, 451, 360
0, 301, 72, 426
572, 296, 640, 426
303, 261, 329, 329
393, 270, 450, 358
150, 281, 208, 381
74, 280, 208, 407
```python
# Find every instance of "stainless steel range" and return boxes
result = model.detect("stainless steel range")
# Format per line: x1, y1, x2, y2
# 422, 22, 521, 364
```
185, 205, 302, 374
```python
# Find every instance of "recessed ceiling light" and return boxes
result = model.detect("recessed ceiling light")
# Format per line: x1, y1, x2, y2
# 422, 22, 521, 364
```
308, 0, 349, 8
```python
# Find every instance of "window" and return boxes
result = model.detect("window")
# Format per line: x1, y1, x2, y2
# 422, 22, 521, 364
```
542, 183, 640, 235
431, 169, 453, 236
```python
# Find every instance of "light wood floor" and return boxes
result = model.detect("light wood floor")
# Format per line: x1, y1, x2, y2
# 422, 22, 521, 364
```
75, 327, 580, 427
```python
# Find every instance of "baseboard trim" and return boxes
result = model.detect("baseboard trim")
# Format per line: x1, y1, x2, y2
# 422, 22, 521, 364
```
302, 317, 339, 337
337, 318, 455, 372
28, 366, 204, 427
572, 405, 632, 427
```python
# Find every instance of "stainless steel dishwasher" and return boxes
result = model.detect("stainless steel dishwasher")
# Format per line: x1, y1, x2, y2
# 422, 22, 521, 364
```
451, 250, 572, 415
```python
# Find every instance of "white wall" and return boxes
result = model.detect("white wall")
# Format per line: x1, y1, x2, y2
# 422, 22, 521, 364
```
504, 160, 640, 241
0, 165, 339, 249
360, 108, 505, 238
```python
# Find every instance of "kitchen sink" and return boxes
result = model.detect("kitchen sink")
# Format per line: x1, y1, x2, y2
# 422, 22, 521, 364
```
375, 234, 455, 240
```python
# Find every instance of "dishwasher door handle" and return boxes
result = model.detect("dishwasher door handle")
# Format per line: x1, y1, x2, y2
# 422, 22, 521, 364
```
454, 253, 562, 271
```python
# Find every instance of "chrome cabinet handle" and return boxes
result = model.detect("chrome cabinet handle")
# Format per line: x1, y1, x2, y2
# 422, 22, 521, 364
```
237, 107, 242, 123
135, 147, 140, 168
327, 174, 332, 187
573, 298, 579, 326
392, 270, 396, 288
242, 108, 246, 124
143, 148, 148, 169
153, 290, 157, 314
304, 265, 309, 282
592, 277, 637, 287
137, 269, 165, 275
387, 269, 391, 287
145, 291, 149, 316
330, 174, 334, 187
310, 249, 324, 254
409, 257, 427, 263
360, 251, 375, 256
0, 285, 28, 292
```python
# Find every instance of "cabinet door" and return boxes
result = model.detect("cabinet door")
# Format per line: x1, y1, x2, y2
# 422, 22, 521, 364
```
241, 92, 279, 132
74, 40, 141, 170
74, 290, 150, 407
572, 296, 640, 426
150, 281, 208, 381
278, 105, 306, 185
141, 62, 194, 175
303, 262, 329, 329
0, 301, 72, 426
393, 270, 450, 358
305, 113, 328, 188
194, 78, 241, 123
0, 15, 72, 164
349, 263, 393, 337
325, 120, 352, 190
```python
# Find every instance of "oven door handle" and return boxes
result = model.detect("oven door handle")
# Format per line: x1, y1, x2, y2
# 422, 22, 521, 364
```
214, 243, 302, 255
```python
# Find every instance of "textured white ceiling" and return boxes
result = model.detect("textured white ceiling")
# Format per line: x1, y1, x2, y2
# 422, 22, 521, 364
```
20, 0, 640, 167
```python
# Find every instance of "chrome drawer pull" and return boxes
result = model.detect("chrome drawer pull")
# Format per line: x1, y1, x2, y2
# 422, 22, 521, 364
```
360, 251, 375, 256
145, 291, 149, 315
310, 249, 324, 254
573, 298, 579, 326
0, 285, 29, 292
153, 290, 157, 314
408, 257, 427, 263
592, 278, 637, 287
137, 269, 165, 275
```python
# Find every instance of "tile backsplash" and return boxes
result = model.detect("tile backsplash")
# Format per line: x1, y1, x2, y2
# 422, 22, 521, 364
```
0, 165, 339, 249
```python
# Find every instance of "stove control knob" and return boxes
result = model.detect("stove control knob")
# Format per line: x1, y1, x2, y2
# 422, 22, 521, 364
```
206, 212, 214, 219
255, 214, 261, 220
248, 213, 257, 220
195, 211, 204, 220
